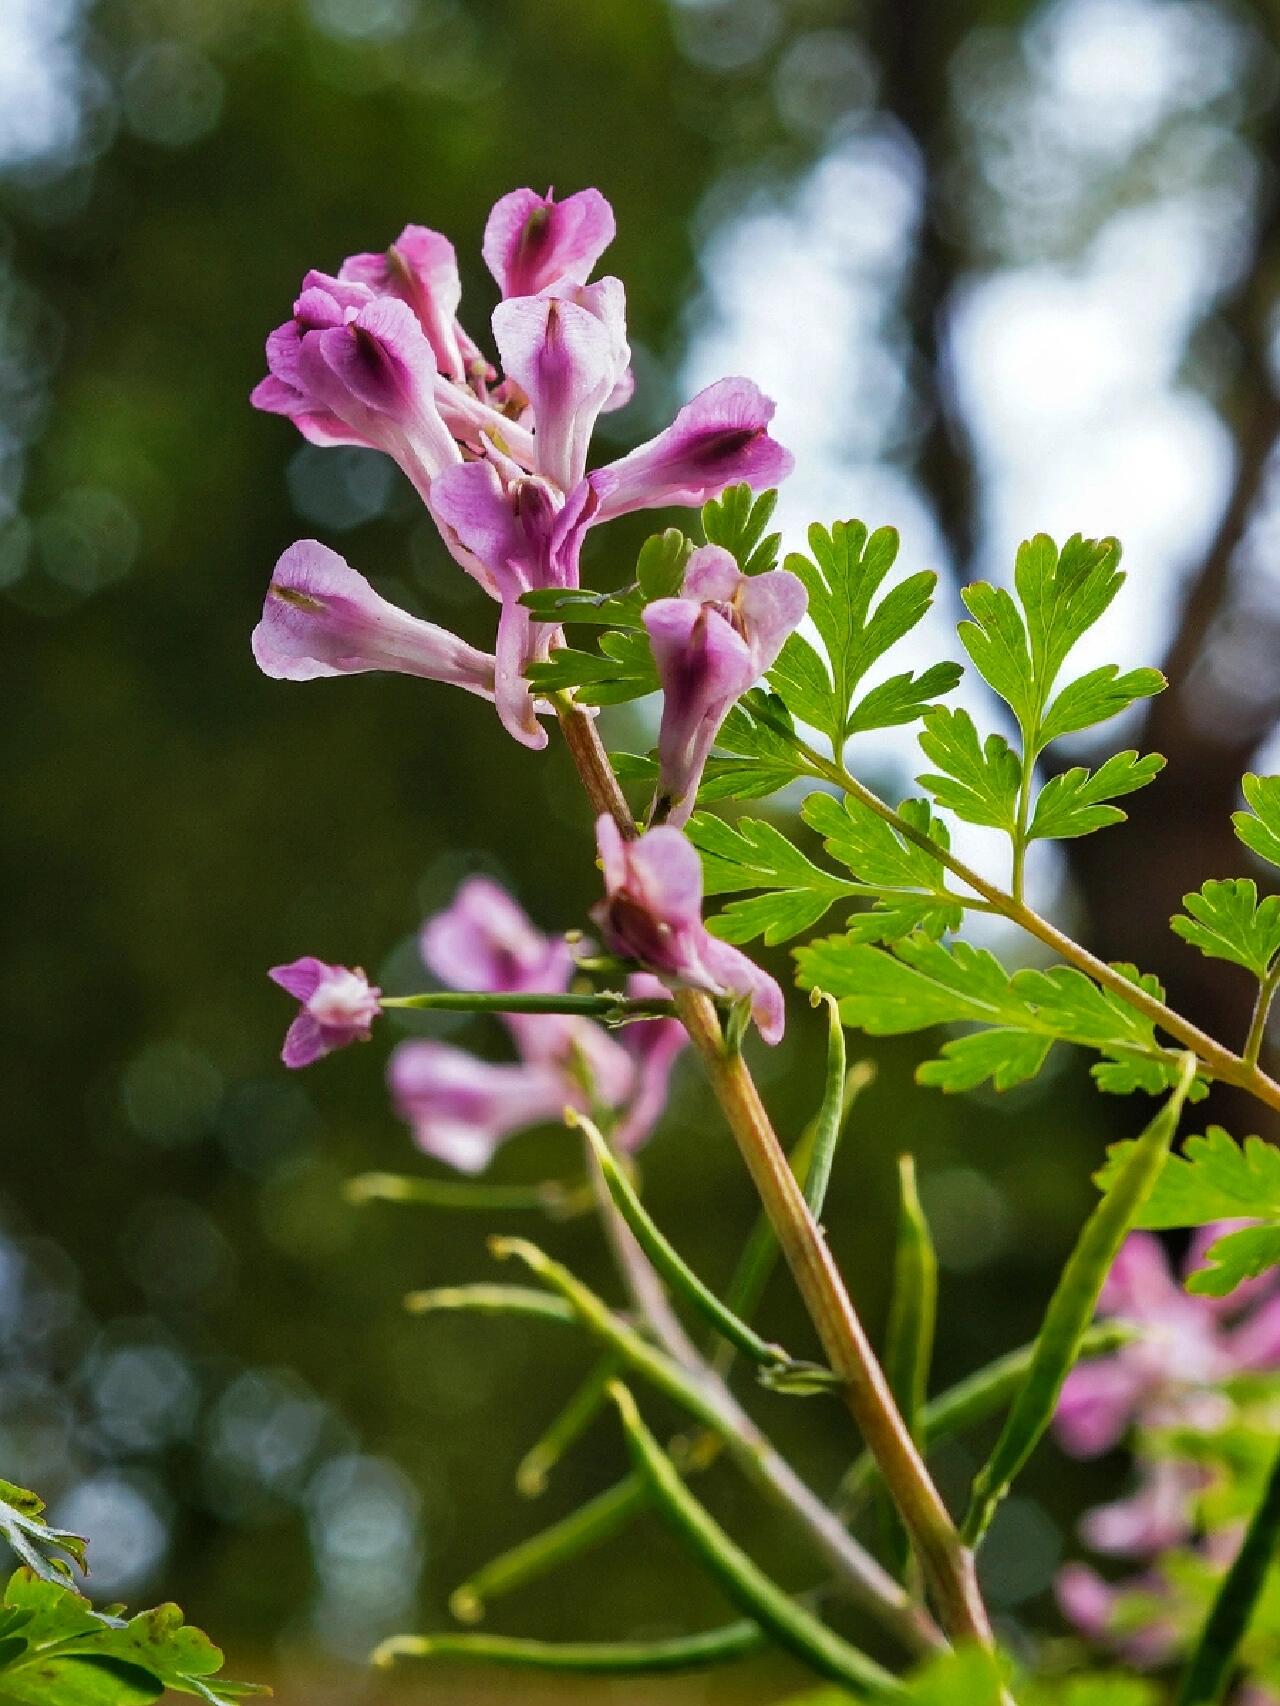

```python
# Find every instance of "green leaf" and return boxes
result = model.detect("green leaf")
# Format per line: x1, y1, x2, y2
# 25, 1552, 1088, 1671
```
847, 663, 964, 737
1023, 1679, 1161, 1705
1171, 878, 1280, 978
1014, 531, 1124, 709
1234, 774, 1280, 872
962, 1056, 1197, 1544
771, 520, 953, 750
687, 813, 860, 946
1027, 751, 1165, 840
956, 580, 1035, 728
572, 1110, 787, 1370
795, 934, 1197, 1098
1176, 1437, 1280, 1706
1038, 665, 1165, 744
525, 629, 658, 706
802, 792, 951, 892
448, 1479, 646, 1623
899, 1645, 1005, 1705
1095, 1125, 1280, 1297
518, 586, 645, 628
699, 485, 780, 576
0, 1572, 267, 1706
0, 1484, 86, 1585
915, 707, 1021, 831
636, 528, 694, 600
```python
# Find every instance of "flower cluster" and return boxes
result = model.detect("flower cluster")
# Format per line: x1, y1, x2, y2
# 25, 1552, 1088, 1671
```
389, 876, 686, 1173
1054, 1229, 1280, 1669
251, 186, 793, 749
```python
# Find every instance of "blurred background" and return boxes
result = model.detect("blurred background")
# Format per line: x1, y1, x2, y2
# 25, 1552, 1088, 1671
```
2, 0, 1279, 1699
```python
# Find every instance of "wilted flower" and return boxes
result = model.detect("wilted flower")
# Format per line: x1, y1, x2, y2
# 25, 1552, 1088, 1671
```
591, 816, 784, 1043
645, 544, 806, 825
252, 540, 498, 698
270, 958, 381, 1068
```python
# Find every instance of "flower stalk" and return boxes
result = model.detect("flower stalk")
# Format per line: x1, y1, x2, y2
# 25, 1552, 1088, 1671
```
552, 697, 997, 1652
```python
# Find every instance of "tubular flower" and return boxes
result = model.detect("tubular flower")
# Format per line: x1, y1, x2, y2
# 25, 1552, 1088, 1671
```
401, 879, 685, 1169
388, 1043, 566, 1175
252, 540, 497, 698
252, 281, 461, 498
645, 545, 806, 825
252, 188, 792, 745
591, 816, 784, 1044
588, 378, 794, 521
270, 958, 381, 1069
1054, 1228, 1280, 1460
339, 223, 477, 385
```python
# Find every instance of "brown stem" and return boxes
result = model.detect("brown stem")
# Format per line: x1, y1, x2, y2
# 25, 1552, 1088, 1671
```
554, 699, 995, 1649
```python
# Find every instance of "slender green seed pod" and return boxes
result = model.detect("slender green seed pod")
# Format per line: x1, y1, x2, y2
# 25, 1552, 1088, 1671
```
609, 1381, 899, 1697
962, 1053, 1197, 1545
372, 1619, 767, 1674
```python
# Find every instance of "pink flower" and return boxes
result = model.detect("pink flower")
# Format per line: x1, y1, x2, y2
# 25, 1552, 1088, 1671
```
1054, 1230, 1280, 1460
482, 187, 616, 300
252, 280, 461, 499
611, 974, 689, 1151
492, 278, 630, 492
251, 191, 794, 749
398, 879, 687, 1171
645, 545, 806, 825
588, 378, 794, 522
428, 460, 583, 746
339, 223, 475, 384
252, 540, 497, 699
591, 816, 784, 1044
1055, 1562, 1181, 1669
388, 1043, 566, 1174
270, 958, 381, 1068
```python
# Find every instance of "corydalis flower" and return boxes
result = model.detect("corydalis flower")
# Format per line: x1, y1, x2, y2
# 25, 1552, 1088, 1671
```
1054, 1228, 1280, 1459
589, 378, 793, 521
252, 539, 497, 698
645, 545, 806, 826
270, 958, 381, 1068
395, 878, 687, 1172
251, 189, 793, 749
591, 816, 784, 1043
482, 186, 616, 300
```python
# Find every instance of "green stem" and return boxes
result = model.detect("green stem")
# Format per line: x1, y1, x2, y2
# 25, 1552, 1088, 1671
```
514, 1356, 620, 1499
809, 748, 1280, 1114
1176, 1437, 1280, 1705
450, 1478, 645, 1623
1011, 754, 1034, 904
609, 1383, 900, 1697
490, 1235, 941, 1654
383, 990, 675, 1019
836, 1321, 1137, 1515
373, 1620, 767, 1675
345, 1171, 576, 1214
962, 1055, 1197, 1546
1243, 959, 1280, 1068
571, 1109, 790, 1370
404, 1283, 576, 1328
